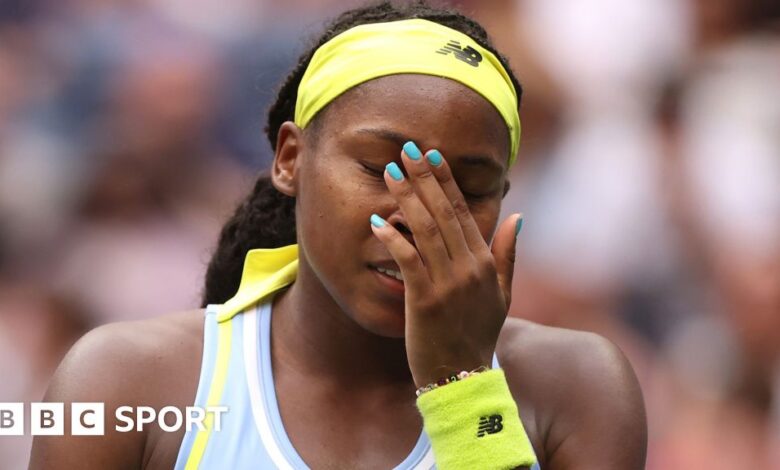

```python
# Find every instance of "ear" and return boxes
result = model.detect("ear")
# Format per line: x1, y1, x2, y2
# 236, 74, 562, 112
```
271, 121, 305, 197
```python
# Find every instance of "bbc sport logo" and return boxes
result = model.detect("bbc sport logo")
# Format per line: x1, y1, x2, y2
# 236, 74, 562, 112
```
0, 403, 228, 436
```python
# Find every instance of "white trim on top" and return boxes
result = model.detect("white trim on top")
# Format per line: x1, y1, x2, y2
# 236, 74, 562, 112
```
411, 447, 436, 470
243, 305, 297, 470
245, 303, 435, 470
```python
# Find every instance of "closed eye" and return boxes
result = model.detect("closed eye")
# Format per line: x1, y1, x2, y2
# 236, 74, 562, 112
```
359, 162, 386, 178
457, 182, 493, 201
462, 189, 498, 205
462, 191, 488, 201
361, 162, 488, 201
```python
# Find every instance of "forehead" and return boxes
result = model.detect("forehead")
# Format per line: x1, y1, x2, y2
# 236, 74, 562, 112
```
312, 74, 510, 171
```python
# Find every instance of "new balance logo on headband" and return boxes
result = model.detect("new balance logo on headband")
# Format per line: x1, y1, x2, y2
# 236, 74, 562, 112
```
435, 40, 482, 67
477, 414, 503, 437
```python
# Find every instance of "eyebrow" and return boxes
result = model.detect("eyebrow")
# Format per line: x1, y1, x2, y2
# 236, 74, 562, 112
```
354, 127, 506, 174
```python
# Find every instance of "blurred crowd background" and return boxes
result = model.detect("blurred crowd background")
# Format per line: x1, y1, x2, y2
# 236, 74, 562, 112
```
0, 0, 778, 468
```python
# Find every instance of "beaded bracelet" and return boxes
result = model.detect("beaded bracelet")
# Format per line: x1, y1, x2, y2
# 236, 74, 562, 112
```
415, 366, 490, 397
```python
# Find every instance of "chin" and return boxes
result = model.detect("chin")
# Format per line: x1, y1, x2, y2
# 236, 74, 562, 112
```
364, 320, 406, 339
349, 300, 406, 339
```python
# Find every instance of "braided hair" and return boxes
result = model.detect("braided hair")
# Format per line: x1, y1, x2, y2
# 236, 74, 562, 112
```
202, 0, 523, 306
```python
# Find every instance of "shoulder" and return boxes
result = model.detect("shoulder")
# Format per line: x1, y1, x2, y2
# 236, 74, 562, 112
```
497, 318, 640, 391
47, 309, 204, 399
29, 310, 205, 470
497, 318, 647, 470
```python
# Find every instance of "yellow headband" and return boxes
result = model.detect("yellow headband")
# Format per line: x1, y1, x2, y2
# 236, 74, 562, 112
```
294, 18, 521, 167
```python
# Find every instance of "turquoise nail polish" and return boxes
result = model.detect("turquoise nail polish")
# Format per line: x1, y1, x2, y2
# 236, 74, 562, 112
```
515, 217, 524, 236
370, 214, 386, 228
426, 150, 442, 166
386, 162, 404, 181
403, 141, 422, 160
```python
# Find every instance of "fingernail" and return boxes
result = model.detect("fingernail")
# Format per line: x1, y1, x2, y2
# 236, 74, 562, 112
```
426, 150, 442, 166
370, 213, 386, 228
515, 216, 523, 236
403, 141, 422, 161
386, 162, 404, 181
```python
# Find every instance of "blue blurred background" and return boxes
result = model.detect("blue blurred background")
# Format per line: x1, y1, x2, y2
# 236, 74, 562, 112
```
0, 0, 778, 468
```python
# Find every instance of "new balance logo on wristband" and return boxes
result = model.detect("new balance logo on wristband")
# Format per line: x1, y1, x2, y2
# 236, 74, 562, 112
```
435, 40, 482, 67
477, 414, 503, 437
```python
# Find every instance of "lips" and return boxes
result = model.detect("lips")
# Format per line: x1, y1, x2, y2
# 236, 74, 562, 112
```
373, 265, 403, 282
369, 263, 405, 296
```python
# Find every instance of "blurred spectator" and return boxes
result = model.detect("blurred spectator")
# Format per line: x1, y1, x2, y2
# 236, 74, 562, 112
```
491, 0, 690, 342
650, 1, 780, 468
0, 282, 91, 469
50, 30, 251, 323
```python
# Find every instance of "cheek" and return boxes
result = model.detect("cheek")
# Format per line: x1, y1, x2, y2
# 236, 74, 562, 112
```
309, 161, 375, 219
471, 201, 502, 242
297, 160, 377, 256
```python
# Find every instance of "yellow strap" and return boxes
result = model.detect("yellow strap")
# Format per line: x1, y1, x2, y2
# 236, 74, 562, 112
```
184, 319, 233, 470
217, 244, 299, 323
184, 245, 299, 467
185, 246, 299, 467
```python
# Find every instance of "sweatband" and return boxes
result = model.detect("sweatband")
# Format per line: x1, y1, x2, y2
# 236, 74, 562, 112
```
295, 18, 522, 167
416, 368, 537, 469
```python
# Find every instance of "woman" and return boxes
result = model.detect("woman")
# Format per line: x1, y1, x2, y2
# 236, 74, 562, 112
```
30, 2, 647, 469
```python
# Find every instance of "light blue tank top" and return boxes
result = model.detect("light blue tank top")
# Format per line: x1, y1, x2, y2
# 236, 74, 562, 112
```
174, 299, 540, 469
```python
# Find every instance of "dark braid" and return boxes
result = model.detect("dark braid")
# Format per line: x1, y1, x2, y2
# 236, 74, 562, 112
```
202, 170, 296, 305
202, 0, 523, 306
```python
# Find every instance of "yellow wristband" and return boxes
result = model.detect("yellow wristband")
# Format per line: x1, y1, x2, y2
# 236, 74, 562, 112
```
416, 368, 537, 470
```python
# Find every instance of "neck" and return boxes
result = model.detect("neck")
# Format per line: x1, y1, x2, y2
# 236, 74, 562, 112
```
270, 256, 414, 392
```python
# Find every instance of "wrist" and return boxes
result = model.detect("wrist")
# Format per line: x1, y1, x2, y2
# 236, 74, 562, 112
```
411, 354, 493, 388
415, 365, 489, 397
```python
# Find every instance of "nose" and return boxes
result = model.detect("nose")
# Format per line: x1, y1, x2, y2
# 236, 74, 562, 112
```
385, 211, 416, 248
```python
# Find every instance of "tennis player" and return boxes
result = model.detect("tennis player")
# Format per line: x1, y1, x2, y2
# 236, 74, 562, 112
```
29, 2, 647, 469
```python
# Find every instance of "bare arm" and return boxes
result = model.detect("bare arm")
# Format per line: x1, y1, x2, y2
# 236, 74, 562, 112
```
542, 333, 647, 469
502, 324, 647, 470
29, 323, 150, 470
